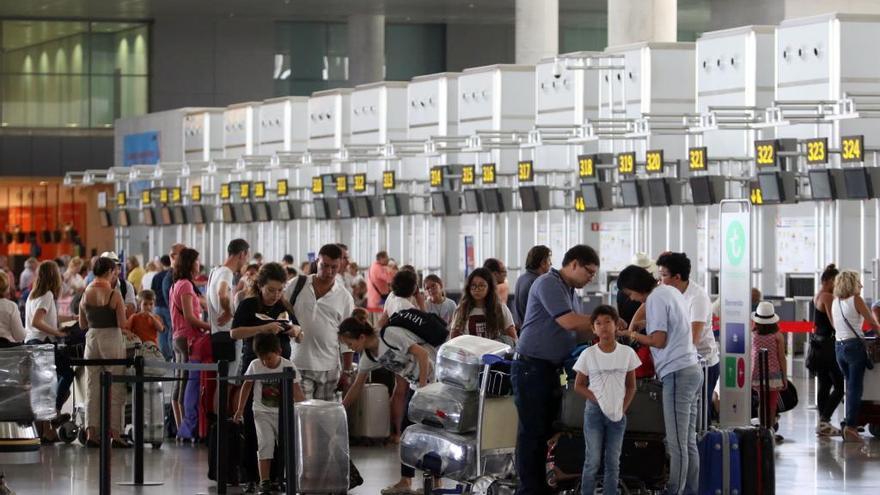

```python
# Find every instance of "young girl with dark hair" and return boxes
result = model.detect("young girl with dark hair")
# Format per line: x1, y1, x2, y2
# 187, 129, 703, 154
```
450, 267, 516, 344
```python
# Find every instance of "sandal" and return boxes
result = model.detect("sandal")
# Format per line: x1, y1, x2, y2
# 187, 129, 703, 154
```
381, 483, 416, 495
111, 439, 132, 448
843, 426, 863, 443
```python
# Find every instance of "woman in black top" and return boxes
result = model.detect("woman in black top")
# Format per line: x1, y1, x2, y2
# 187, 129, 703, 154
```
810, 264, 843, 437
230, 262, 302, 491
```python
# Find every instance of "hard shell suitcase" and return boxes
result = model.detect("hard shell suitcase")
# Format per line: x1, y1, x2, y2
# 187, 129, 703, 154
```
142, 381, 164, 447
0, 344, 57, 422
626, 379, 665, 434
546, 431, 584, 490
734, 348, 775, 495
400, 424, 477, 481
295, 400, 350, 493
556, 384, 585, 431
408, 382, 479, 433
350, 383, 390, 439
208, 419, 242, 485
618, 432, 668, 489
436, 336, 511, 391
698, 429, 742, 495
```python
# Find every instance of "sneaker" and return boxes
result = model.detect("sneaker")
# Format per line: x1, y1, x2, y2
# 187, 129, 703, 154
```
381, 482, 415, 495
242, 482, 257, 493
258, 480, 274, 495
774, 433, 784, 444
843, 427, 864, 443
816, 422, 841, 437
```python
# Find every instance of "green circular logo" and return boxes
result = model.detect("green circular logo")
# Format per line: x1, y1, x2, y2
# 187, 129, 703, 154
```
726, 221, 746, 266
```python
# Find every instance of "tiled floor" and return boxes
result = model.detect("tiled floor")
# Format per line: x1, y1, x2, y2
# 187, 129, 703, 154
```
3, 368, 880, 494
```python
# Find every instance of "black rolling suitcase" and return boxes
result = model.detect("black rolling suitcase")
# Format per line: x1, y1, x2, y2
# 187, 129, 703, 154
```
546, 431, 584, 492
208, 419, 242, 485
735, 348, 775, 495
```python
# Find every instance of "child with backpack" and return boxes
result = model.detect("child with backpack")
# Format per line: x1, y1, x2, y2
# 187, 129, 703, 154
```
339, 315, 438, 495
572, 305, 641, 495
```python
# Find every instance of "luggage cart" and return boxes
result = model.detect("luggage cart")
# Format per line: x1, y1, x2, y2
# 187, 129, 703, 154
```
856, 336, 880, 436
55, 341, 86, 445
418, 354, 519, 495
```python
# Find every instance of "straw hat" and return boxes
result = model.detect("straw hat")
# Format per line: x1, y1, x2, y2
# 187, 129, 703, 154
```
752, 301, 780, 325
631, 252, 657, 276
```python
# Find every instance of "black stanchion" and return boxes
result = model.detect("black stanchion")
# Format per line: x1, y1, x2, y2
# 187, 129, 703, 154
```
118, 355, 162, 487
280, 367, 297, 495
216, 360, 229, 495
99, 370, 112, 495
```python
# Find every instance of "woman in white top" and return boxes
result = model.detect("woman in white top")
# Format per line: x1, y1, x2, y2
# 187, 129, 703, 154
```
62, 257, 86, 297
140, 261, 161, 293
450, 268, 516, 345
831, 270, 880, 442
0, 272, 24, 344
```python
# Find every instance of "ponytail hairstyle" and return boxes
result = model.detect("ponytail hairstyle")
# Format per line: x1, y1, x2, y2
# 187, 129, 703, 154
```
820, 263, 839, 284
338, 316, 375, 340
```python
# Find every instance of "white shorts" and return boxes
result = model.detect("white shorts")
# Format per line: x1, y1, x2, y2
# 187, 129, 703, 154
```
253, 410, 279, 460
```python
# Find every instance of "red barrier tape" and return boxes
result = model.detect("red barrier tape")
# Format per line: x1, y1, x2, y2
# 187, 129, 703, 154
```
778, 321, 814, 333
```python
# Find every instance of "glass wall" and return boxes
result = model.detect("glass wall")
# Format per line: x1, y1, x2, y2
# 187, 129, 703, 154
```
0, 20, 149, 128
274, 21, 446, 96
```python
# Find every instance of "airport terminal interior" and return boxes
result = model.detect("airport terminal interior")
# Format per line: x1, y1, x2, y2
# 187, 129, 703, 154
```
6, 0, 880, 494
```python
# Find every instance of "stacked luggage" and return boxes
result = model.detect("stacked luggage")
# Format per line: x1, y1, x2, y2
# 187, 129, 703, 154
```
0, 344, 57, 422
400, 335, 513, 484
698, 349, 776, 495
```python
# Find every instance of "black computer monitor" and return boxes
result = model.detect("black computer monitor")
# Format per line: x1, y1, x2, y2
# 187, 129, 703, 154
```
190, 205, 206, 224
519, 186, 548, 212
689, 176, 714, 205
808, 169, 835, 200
221, 203, 236, 223
463, 190, 483, 213
99, 209, 113, 227
313, 199, 328, 220
254, 202, 271, 222
159, 207, 173, 226
580, 183, 606, 211
143, 208, 157, 226
647, 178, 670, 207
620, 180, 643, 208
277, 201, 292, 221
172, 205, 187, 225
338, 198, 354, 219
353, 196, 372, 218
844, 168, 872, 199
757, 172, 783, 203
384, 194, 400, 216
482, 189, 502, 213
116, 209, 131, 227
432, 192, 449, 215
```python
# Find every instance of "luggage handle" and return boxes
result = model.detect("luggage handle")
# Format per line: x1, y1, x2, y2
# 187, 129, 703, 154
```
758, 348, 771, 429
698, 358, 709, 434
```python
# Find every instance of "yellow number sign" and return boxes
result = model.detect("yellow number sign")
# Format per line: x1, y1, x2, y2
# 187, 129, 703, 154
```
159, 188, 169, 204
116, 192, 126, 207
578, 155, 595, 179
430, 167, 443, 187
805, 138, 827, 165
171, 187, 182, 203
311, 177, 323, 194
336, 175, 348, 193
574, 192, 586, 212
383, 171, 396, 191
518, 160, 534, 182
191, 185, 202, 202
617, 152, 635, 176
240, 183, 250, 199
755, 140, 777, 167
353, 174, 367, 192
462, 165, 475, 185
141, 190, 151, 205
750, 186, 764, 205
277, 179, 288, 197
689, 147, 707, 171
220, 183, 230, 200
841, 135, 864, 163
254, 182, 266, 198
481, 164, 496, 184
645, 150, 664, 173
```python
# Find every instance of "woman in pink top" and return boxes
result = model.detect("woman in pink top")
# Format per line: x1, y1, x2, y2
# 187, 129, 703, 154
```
169, 247, 211, 438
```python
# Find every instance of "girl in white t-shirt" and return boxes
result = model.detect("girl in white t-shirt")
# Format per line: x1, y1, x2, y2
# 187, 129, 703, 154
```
450, 268, 516, 344
572, 305, 640, 495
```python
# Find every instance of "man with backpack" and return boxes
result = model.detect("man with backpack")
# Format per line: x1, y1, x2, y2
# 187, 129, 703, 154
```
286, 243, 355, 400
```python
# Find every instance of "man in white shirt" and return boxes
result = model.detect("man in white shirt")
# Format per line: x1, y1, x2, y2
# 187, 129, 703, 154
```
656, 252, 719, 418
285, 243, 355, 400
208, 239, 250, 366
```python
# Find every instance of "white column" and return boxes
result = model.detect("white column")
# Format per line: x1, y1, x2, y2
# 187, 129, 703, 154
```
608, 0, 677, 47
784, 0, 880, 17
515, 0, 558, 65
348, 14, 385, 86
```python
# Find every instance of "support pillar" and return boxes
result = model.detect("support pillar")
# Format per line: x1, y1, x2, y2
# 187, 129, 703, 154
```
515, 0, 558, 65
608, 0, 677, 47
348, 14, 385, 86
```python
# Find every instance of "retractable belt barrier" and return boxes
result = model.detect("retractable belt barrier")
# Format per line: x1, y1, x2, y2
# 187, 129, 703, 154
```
95, 358, 299, 495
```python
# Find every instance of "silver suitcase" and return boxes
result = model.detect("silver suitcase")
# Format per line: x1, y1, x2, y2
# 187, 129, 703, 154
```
400, 424, 477, 481
350, 383, 390, 439
295, 400, 350, 493
0, 344, 56, 422
436, 336, 511, 391
143, 381, 165, 447
408, 382, 479, 433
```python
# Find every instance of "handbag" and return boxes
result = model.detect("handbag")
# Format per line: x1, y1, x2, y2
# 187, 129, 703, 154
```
805, 334, 835, 373
838, 300, 876, 370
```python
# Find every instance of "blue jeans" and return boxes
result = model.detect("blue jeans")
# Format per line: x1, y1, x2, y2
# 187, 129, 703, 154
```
836, 338, 868, 427
155, 306, 174, 361
512, 358, 562, 495
661, 364, 702, 495
581, 402, 626, 495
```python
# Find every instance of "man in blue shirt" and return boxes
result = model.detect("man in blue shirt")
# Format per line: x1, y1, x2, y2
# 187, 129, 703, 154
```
513, 244, 600, 495
513, 245, 551, 327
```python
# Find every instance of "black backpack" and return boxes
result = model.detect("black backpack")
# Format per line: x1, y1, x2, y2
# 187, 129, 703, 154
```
382, 309, 449, 348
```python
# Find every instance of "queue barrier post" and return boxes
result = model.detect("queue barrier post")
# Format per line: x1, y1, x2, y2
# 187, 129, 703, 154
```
99, 370, 112, 495
280, 367, 297, 495
216, 359, 229, 495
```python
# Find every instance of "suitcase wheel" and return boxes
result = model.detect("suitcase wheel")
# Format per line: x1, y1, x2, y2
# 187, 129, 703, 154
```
77, 428, 88, 446
151, 442, 162, 449
57, 422, 78, 444
870, 423, 880, 438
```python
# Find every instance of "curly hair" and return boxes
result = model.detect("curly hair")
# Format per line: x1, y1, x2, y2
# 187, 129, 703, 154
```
451, 268, 505, 339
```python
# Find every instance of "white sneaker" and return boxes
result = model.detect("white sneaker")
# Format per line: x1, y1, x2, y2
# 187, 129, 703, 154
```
816, 421, 841, 437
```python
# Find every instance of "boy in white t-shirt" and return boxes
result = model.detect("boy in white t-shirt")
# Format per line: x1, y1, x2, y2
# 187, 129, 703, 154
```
573, 305, 641, 495
234, 333, 305, 495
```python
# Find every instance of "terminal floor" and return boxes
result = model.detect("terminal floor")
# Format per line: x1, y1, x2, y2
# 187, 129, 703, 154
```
3, 370, 880, 494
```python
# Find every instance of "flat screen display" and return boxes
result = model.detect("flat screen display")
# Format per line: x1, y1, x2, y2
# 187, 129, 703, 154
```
238, 203, 255, 223
808, 170, 834, 200
431, 192, 448, 215
338, 198, 354, 219
313, 199, 327, 220
621, 181, 642, 208
844, 168, 871, 199
277, 201, 292, 221
254, 202, 271, 222
384, 194, 400, 216
757, 172, 783, 203
99, 209, 112, 227
519, 187, 537, 212
353, 196, 372, 218
143, 208, 157, 226
159, 207, 173, 226
581, 183, 602, 210
191, 205, 206, 224
482, 189, 502, 213
647, 179, 670, 207
689, 177, 714, 205
116, 210, 130, 227
463, 190, 482, 213
221, 203, 236, 223
172, 206, 187, 225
